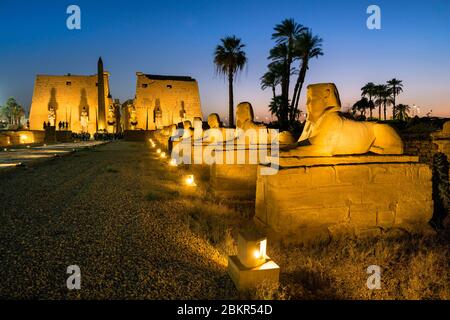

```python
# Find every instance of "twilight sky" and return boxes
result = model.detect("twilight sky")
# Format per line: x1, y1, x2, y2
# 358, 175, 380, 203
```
0, 0, 449, 119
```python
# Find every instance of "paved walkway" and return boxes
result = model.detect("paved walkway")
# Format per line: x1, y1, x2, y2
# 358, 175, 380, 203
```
0, 141, 236, 299
0, 141, 106, 169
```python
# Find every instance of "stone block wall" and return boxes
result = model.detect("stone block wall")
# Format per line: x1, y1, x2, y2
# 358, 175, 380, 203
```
0, 130, 45, 146
0, 134, 11, 147
402, 134, 438, 165
255, 156, 433, 241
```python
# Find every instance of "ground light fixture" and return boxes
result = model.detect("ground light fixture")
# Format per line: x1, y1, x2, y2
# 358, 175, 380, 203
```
184, 174, 196, 186
160, 152, 166, 159
228, 230, 279, 291
169, 158, 177, 166
156, 148, 161, 154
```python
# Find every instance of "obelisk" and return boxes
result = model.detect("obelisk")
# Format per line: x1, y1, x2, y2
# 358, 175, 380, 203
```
97, 57, 106, 131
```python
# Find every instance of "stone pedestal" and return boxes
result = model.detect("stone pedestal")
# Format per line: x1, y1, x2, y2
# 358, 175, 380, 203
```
210, 146, 273, 200
227, 230, 279, 291
255, 154, 433, 242
228, 256, 280, 291
44, 126, 57, 143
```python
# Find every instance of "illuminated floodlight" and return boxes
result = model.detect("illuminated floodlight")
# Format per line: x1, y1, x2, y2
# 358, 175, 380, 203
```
184, 174, 196, 186
169, 158, 177, 166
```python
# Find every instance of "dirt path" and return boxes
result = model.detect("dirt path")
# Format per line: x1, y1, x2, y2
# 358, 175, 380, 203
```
0, 141, 237, 299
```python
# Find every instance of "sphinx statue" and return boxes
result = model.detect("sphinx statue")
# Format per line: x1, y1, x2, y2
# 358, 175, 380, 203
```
182, 120, 194, 139
235, 102, 295, 145
285, 83, 403, 156
202, 113, 227, 143
208, 113, 221, 129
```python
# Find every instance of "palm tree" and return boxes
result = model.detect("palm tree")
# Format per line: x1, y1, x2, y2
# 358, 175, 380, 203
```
271, 19, 305, 128
374, 84, 392, 120
268, 43, 292, 127
352, 97, 370, 117
361, 82, 376, 118
214, 35, 247, 127
0, 97, 24, 126
387, 78, 403, 118
394, 104, 410, 121
268, 96, 283, 120
260, 63, 282, 100
291, 28, 323, 120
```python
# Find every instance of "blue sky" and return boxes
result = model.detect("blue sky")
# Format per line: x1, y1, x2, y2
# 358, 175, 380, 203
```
0, 0, 449, 119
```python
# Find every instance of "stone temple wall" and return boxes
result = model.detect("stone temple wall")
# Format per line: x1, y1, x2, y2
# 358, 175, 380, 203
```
131, 73, 202, 130
29, 74, 110, 134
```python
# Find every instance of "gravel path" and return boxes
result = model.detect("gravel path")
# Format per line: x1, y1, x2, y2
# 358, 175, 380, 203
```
0, 141, 237, 299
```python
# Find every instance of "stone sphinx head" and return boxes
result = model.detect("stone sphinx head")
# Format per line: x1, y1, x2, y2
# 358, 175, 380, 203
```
207, 113, 221, 129
236, 102, 254, 129
306, 83, 341, 123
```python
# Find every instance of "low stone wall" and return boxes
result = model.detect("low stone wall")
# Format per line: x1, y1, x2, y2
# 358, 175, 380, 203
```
402, 134, 438, 165
0, 130, 45, 146
0, 134, 11, 147
55, 131, 74, 143
255, 155, 433, 242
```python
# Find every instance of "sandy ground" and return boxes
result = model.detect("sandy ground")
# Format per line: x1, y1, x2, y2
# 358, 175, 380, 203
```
0, 141, 237, 299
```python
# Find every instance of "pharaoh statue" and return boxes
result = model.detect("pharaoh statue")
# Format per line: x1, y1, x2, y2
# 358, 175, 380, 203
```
107, 105, 116, 126
80, 107, 89, 133
48, 106, 56, 127
154, 106, 162, 129
285, 83, 403, 156
130, 106, 138, 129
234, 102, 295, 145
